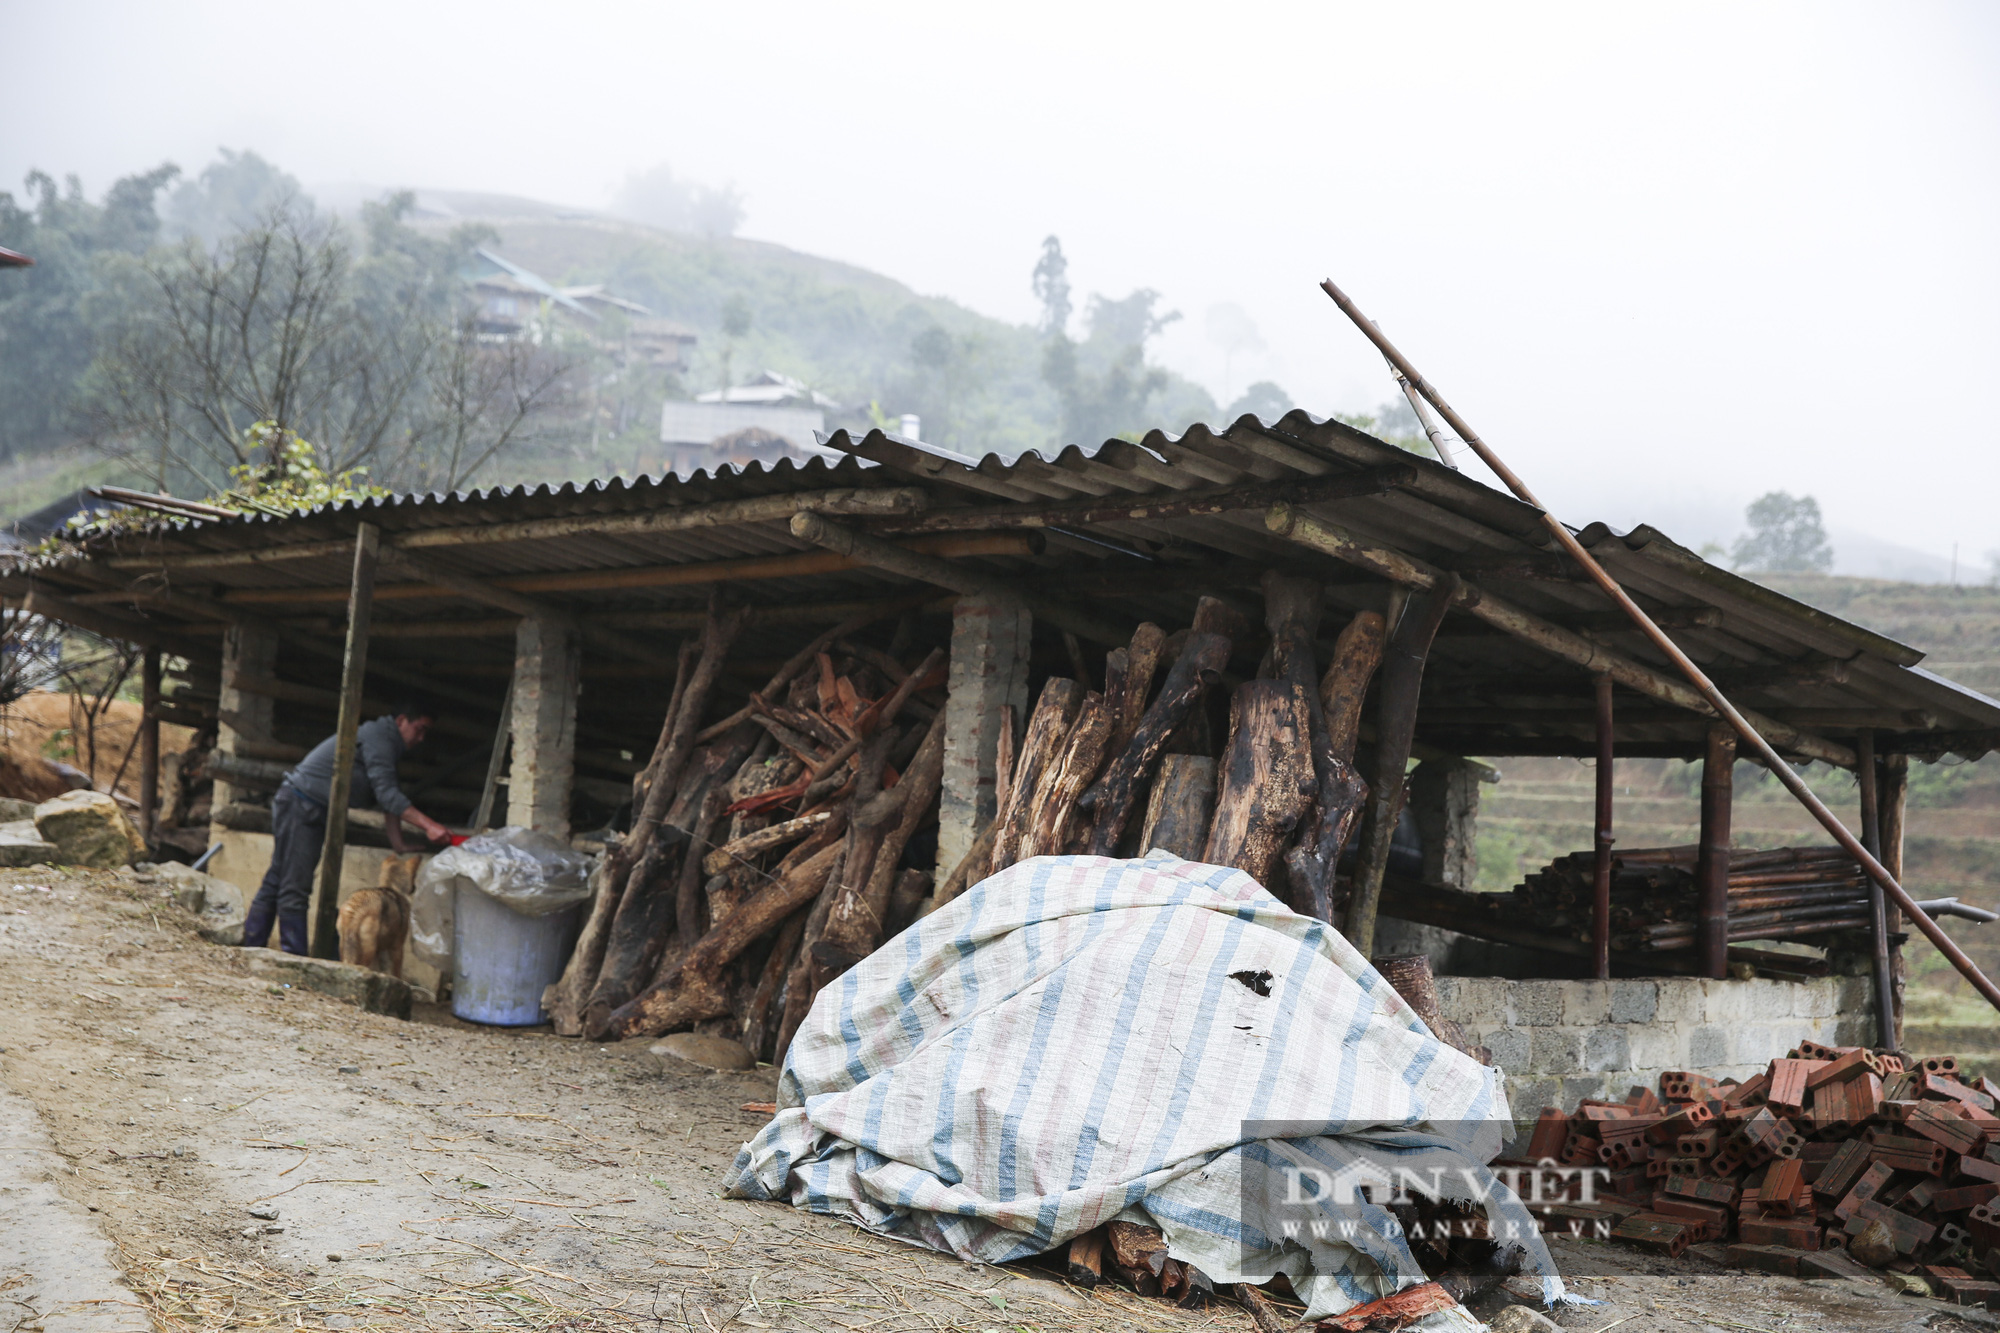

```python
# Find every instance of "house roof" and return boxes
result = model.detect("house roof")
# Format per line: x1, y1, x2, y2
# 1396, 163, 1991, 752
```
13, 410, 1997, 766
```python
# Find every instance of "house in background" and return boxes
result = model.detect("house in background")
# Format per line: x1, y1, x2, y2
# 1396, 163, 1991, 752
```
462, 250, 697, 372
658, 371, 844, 475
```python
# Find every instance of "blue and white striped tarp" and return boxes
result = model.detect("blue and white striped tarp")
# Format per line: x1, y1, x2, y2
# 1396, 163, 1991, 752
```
724, 851, 1568, 1326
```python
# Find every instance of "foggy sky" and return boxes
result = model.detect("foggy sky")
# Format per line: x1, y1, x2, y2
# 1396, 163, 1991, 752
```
8, 2, 1998, 565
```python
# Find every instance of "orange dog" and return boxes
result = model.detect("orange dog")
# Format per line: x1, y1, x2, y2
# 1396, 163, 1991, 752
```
337, 854, 418, 977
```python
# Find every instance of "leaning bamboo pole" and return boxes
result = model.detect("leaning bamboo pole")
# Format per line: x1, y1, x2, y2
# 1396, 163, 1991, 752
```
1316, 276, 2000, 1019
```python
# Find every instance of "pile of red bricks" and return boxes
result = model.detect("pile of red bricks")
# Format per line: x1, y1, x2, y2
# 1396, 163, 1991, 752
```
1517, 1043, 2000, 1307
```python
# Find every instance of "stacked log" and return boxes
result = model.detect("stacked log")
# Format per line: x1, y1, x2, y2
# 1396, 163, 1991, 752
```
552, 572, 1402, 1052
1448, 845, 1877, 956
984, 589, 1388, 926
1514, 1049, 2000, 1295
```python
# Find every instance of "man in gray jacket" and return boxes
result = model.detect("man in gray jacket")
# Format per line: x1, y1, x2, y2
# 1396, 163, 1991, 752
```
242, 700, 452, 954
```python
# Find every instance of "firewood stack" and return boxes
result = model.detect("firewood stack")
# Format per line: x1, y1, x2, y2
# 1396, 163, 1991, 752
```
541, 572, 1415, 1056
544, 600, 950, 1053
1508, 845, 1873, 954
1515, 1047, 2000, 1300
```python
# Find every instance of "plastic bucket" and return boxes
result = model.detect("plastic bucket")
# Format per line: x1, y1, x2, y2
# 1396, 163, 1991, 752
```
451, 881, 583, 1026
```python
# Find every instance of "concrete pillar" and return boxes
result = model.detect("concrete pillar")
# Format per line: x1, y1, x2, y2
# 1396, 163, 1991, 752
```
212, 623, 278, 815
1409, 758, 1484, 888
935, 594, 1031, 883
505, 616, 580, 836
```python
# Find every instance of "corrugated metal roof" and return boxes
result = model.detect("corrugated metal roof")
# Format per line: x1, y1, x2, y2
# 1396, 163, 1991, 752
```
14, 410, 1999, 762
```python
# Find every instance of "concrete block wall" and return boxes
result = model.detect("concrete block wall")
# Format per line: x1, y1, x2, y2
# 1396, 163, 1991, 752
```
1434, 974, 1876, 1129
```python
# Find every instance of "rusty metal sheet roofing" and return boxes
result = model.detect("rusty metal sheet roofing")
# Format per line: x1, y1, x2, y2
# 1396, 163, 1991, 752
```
20, 409, 2000, 758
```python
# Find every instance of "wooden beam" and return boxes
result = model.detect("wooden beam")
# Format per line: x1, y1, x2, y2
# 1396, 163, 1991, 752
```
101, 486, 934, 570
215, 533, 1038, 606
788, 512, 1128, 646
379, 546, 656, 663
867, 465, 1415, 533
19, 587, 217, 656
1265, 504, 1857, 768
309, 523, 378, 960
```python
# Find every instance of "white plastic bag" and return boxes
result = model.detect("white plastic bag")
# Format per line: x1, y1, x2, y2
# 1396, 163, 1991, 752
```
409, 827, 596, 971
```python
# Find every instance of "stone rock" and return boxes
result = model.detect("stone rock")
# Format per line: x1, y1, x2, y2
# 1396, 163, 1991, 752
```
240, 949, 413, 1020
0, 818, 57, 867
1847, 1217, 1896, 1268
33, 791, 144, 868
247, 1204, 279, 1220
648, 1032, 756, 1072
1489, 1306, 1563, 1333
0, 797, 37, 822
157, 863, 247, 944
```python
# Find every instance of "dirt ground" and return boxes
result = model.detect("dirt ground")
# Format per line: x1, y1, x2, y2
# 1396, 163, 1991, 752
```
0, 867, 1994, 1333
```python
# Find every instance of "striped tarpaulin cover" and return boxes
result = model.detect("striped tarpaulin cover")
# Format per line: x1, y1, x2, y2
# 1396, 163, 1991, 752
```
724, 851, 1567, 1325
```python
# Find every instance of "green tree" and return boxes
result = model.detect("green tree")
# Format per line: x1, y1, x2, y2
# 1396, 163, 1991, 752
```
80, 193, 572, 495
165, 148, 303, 243
0, 163, 180, 460
1732, 491, 1834, 573
1225, 380, 1292, 421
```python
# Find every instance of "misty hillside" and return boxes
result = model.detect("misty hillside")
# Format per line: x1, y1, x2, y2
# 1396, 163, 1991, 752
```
406, 191, 1222, 471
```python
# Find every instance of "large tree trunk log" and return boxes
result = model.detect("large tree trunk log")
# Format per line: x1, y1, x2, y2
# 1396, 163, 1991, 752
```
1203, 679, 1316, 886
605, 838, 845, 1040
1322, 611, 1387, 764
1104, 623, 1167, 758
1019, 692, 1112, 860
1080, 632, 1231, 855
1140, 754, 1216, 859
1346, 582, 1457, 954
988, 678, 1083, 874
1263, 570, 1354, 921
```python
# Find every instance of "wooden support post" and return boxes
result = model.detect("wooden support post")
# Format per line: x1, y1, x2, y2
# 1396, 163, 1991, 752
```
139, 646, 161, 846
1346, 580, 1456, 955
1858, 730, 1896, 1049
1592, 674, 1614, 980
309, 524, 380, 959
1880, 751, 1908, 1044
936, 594, 1030, 884
506, 616, 580, 836
1696, 724, 1736, 979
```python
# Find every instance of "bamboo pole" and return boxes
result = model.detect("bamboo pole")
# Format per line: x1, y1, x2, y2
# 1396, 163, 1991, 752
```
1592, 674, 1613, 979
1318, 276, 2000, 1014
309, 523, 380, 959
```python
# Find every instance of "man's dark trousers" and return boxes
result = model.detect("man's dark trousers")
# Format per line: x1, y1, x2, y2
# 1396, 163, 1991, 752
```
242, 784, 325, 954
